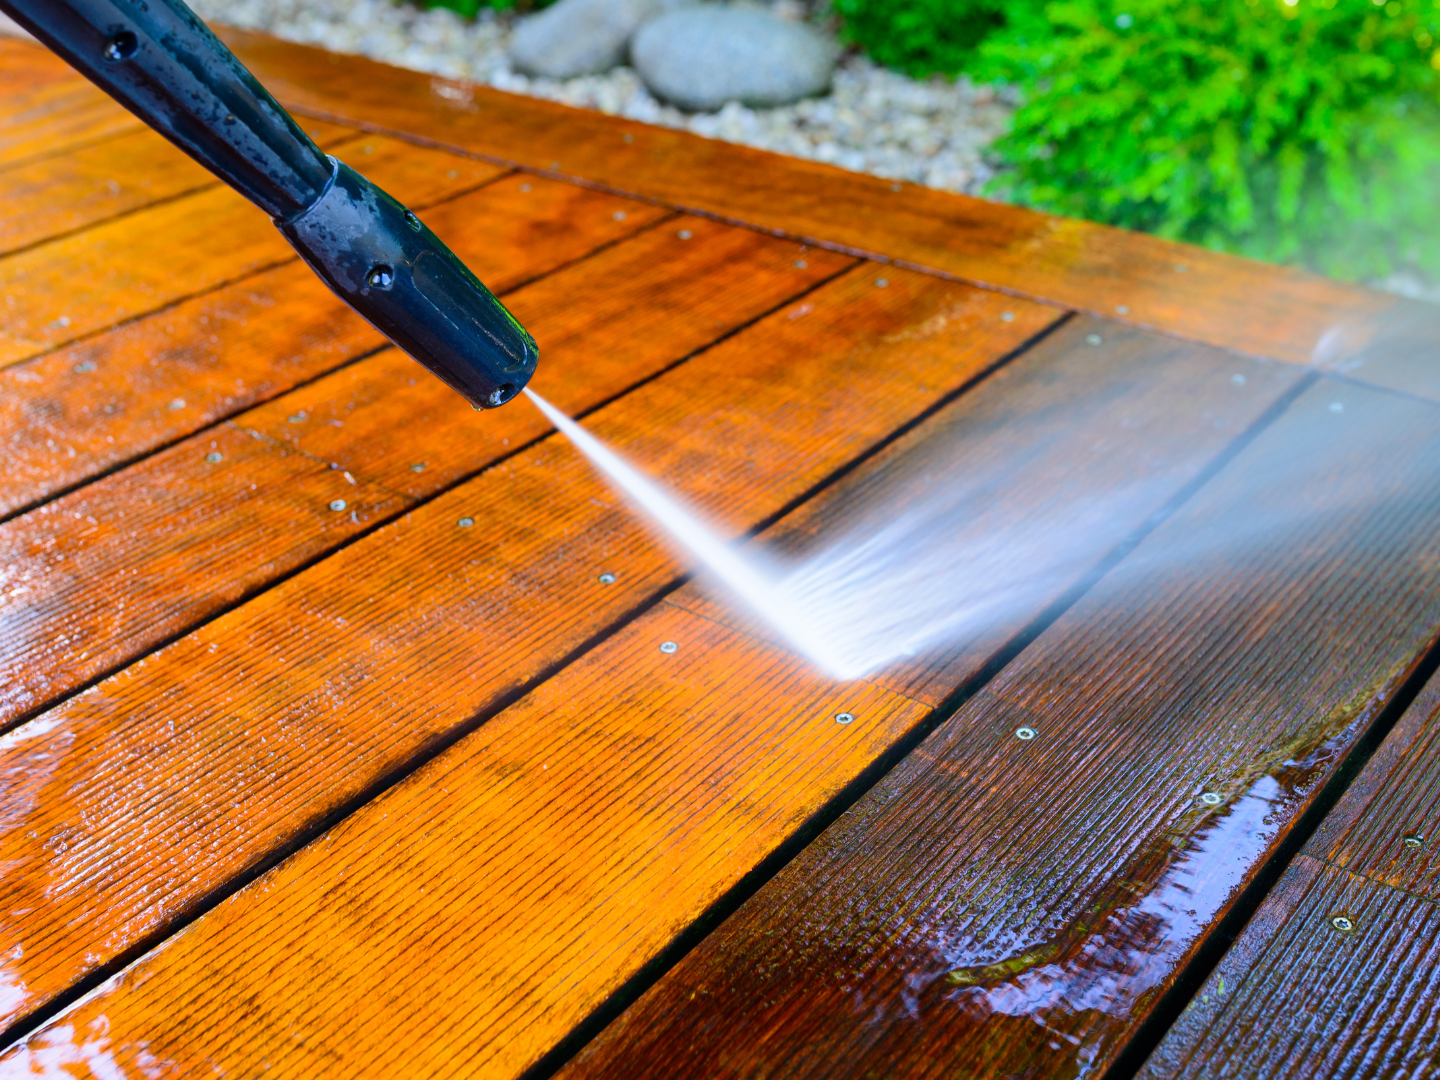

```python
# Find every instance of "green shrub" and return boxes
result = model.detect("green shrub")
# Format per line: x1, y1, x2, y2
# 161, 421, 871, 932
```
979, 0, 1440, 281
832, 0, 1022, 76
414, 0, 551, 16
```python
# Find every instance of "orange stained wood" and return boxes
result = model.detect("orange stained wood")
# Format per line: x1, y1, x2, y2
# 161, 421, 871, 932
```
560, 377, 1440, 1080
5, 30, 1440, 1080
216, 28, 1402, 370
1141, 663, 1440, 1079
0, 201, 725, 730
0, 317, 1309, 1079
0, 133, 508, 367
242, 217, 852, 496
0, 119, 356, 257
0, 167, 664, 521
0, 72, 140, 169
0, 268, 1051, 1035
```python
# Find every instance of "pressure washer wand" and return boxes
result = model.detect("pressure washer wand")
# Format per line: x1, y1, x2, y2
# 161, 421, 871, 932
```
2, 0, 537, 409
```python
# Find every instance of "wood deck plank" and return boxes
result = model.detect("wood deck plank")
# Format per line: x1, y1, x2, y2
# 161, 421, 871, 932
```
557, 376, 1440, 1080
1139, 663, 1440, 1078
0, 205, 746, 731
240, 217, 848, 499
0, 313, 1312, 1075
0, 120, 357, 258
5, 30, 1437, 1079
0, 72, 141, 171
0, 267, 1048, 1038
212, 28, 1408, 370
0, 134, 511, 368
0, 154, 665, 522
0, 135, 512, 521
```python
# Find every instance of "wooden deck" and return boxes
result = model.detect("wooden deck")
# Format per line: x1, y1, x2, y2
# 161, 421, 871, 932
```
2, 28, 1439, 1079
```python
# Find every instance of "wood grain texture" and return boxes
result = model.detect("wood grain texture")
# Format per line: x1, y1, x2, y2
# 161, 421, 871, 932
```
0, 268, 1049, 1038
0, 134, 507, 368
0, 311, 1310, 1080
0, 37, 75, 96
0, 201, 725, 729
0, 165, 659, 521
1140, 650, 1440, 1078
1141, 859, 1440, 1080
666, 319, 1299, 708
560, 377, 1440, 1080
0, 70, 140, 170
215, 27, 1399, 369
0, 120, 356, 258
241, 217, 849, 498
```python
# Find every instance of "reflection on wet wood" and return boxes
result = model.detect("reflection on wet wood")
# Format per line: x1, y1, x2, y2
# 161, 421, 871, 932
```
561, 379, 1440, 1080
1142, 666, 1440, 1078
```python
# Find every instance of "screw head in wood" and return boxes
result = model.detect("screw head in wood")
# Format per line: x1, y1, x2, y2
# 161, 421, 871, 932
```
1403, 833, 1425, 848
1014, 726, 1036, 741
835, 712, 855, 724
660, 641, 678, 654
1330, 915, 1355, 933
457, 517, 474, 528
875, 278, 889, 288
1200, 791, 1224, 806
1001, 311, 1015, 322
205, 452, 223, 464
1086, 334, 1103, 346
329, 499, 347, 512
677, 229, 692, 239
597, 573, 616, 585
410, 463, 426, 472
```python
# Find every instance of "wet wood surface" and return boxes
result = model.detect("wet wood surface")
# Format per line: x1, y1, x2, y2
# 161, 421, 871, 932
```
3, 30, 1439, 1080
1140, 664, 1440, 1079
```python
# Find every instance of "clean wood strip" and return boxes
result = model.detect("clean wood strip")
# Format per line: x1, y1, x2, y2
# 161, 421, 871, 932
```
0, 71, 141, 170
240, 219, 847, 497
0, 133, 512, 368
559, 376, 1440, 1080
0, 119, 357, 257
0, 191, 692, 728
216, 26, 1401, 369
0, 268, 1050, 1038
0, 165, 683, 520
0, 37, 79, 97
1140, 661, 1440, 1077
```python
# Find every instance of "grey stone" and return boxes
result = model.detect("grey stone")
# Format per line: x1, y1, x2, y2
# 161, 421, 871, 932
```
632, 4, 839, 111
511, 0, 675, 79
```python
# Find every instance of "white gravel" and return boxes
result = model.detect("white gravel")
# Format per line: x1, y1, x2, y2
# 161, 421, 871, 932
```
182, 0, 1014, 196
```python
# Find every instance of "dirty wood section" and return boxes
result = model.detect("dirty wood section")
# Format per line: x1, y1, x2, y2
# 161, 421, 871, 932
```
3, 30, 1439, 1080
